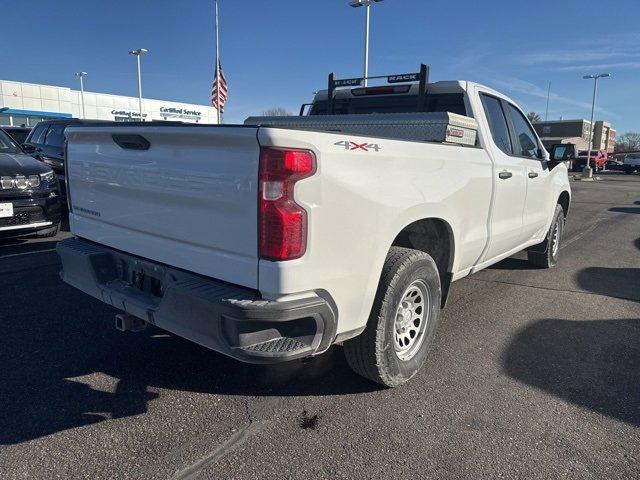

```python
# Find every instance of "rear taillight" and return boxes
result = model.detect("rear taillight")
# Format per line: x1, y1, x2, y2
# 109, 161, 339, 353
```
259, 147, 316, 261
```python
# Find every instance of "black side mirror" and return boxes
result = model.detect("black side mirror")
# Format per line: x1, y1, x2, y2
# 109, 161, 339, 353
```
550, 144, 575, 161
22, 144, 35, 154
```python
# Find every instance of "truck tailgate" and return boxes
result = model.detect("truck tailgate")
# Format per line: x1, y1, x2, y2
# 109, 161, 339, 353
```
65, 125, 261, 288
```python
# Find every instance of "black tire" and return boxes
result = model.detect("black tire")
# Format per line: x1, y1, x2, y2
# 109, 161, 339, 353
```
624, 168, 633, 175
36, 223, 60, 238
343, 247, 441, 387
527, 204, 564, 268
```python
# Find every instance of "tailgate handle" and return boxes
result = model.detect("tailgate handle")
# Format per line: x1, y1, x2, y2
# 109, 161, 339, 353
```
112, 134, 150, 151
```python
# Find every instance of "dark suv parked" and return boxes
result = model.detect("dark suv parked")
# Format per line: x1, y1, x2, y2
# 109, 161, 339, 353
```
1, 126, 32, 146
0, 128, 62, 238
23, 119, 107, 197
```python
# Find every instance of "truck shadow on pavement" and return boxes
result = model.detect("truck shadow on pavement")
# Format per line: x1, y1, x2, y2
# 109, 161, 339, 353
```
503, 318, 640, 426
576, 267, 640, 302
487, 257, 536, 271
0, 263, 376, 446
609, 207, 640, 214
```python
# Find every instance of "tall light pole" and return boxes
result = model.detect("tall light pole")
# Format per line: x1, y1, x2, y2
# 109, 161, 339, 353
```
583, 73, 610, 176
349, 0, 383, 86
129, 48, 148, 121
545, 81, 551, 121
215, 0, 221, 124
74, 71, 87, 119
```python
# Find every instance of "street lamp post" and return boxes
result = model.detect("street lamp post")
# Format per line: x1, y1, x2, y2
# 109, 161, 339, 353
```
74, 71, 87, 119
129, 48, 148, 121
583, 73, 610, 177
545, 81, 551, 121
349, 0, 383, 86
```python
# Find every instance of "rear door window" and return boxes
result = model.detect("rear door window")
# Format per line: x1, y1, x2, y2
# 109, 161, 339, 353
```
480, 94, 512, 155
28, 124, 48, 145
44, 125, 65, 148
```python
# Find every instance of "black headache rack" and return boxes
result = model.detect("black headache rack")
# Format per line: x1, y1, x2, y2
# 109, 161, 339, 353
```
320, 63, 430, 115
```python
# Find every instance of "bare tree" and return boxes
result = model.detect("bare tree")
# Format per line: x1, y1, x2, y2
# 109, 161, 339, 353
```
526, 112, 542, 123
262, 107, 293, 117
615, 132, 640, 153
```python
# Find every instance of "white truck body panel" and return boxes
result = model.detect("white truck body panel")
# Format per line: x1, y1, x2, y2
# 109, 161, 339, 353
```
66, 126, 261, 288
256, 126, 494, 335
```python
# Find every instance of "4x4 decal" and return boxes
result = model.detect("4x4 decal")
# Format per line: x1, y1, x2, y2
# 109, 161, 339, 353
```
334, 140, 382, 152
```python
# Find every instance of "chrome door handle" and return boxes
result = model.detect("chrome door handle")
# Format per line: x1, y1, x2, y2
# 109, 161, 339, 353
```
528, 172, 539, 178
498, 170, 513, 179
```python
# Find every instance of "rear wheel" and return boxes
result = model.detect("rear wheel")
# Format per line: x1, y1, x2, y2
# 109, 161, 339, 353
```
527, 204, 564, 268
343, 247, 441, 387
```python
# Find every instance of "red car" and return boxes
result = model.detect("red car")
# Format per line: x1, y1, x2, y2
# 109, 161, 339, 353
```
575, 149, 607, 171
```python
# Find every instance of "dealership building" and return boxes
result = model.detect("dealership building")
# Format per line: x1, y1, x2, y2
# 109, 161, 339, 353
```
532, 119, 616, 153
0, 79, 219, 126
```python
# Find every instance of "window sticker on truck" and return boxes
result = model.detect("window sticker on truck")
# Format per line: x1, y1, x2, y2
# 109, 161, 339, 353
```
334, 140, 382, 152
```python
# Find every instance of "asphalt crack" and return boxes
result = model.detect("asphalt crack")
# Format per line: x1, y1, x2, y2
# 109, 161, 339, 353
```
170, 396, 285, 480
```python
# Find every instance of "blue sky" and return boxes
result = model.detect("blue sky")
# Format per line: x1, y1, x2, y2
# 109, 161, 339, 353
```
2, 0, 639, 132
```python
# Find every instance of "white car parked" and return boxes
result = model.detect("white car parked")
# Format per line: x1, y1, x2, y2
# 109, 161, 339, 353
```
57, 66, 571, 387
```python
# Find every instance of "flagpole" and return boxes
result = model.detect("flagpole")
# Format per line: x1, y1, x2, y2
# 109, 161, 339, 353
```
215, 0, 221, 124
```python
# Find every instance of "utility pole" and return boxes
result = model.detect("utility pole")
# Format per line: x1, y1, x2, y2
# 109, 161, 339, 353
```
74, 71, 87, 119
349, 0, 384, 86
129, 48, 148, 121
215, 0, 221, 124
545, 81, 551, 121
583, 73, 611, 177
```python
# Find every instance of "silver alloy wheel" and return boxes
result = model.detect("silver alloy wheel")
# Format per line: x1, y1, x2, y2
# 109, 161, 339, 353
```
393, 279, 430, 361
551, 222, 560, 257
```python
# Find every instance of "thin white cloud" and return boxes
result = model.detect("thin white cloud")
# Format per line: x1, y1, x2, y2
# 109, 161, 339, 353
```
556, 62, 640, 72
518, 33, 640, 66
519, 49, 640, 65
489, 76, 616, 118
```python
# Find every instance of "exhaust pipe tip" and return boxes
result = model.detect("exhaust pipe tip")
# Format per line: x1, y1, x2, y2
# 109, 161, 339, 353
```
115, 313, 147, 332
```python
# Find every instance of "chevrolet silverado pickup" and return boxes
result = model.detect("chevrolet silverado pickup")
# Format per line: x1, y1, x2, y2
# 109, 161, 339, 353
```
57, 66, 571, 387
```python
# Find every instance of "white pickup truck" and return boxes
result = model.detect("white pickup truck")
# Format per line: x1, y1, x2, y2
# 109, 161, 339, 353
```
58, 66, 571, 387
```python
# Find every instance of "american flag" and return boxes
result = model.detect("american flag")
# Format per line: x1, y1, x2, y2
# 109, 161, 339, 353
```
211, 63, 228, 113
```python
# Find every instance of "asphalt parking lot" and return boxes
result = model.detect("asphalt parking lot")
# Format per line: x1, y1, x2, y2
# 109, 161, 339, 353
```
1, 173, 639, 480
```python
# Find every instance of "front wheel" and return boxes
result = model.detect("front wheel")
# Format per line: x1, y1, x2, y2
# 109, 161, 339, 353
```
527, 204, 564, 268
343, 247, 441, 387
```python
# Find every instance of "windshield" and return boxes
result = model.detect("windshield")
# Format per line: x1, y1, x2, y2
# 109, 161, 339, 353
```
6, 129, 30, 144
0, 129, 23, 154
